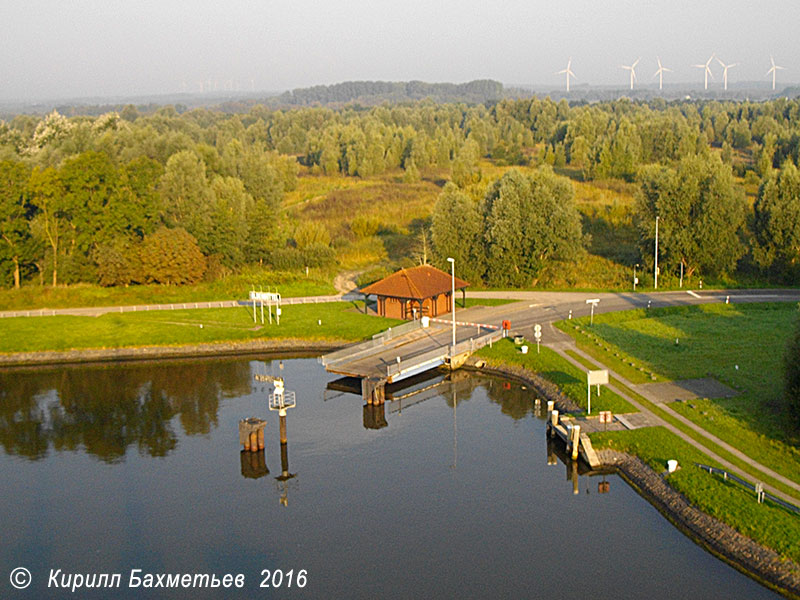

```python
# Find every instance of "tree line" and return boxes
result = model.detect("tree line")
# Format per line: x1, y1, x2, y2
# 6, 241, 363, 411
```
1, 96, 800, 288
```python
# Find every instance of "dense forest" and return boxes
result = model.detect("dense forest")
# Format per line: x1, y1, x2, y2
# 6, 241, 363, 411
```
276, 79, 506, 106
1, 95, 800, 290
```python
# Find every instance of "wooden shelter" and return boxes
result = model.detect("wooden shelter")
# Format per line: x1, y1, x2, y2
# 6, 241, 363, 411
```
361, 265, 469, 320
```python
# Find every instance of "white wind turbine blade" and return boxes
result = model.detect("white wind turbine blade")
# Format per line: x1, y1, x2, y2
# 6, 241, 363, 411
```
632, 57, 640, 68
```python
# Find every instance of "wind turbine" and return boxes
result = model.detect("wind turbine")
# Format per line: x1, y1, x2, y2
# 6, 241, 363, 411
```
716, 57, 738, 91
653, 58, 672, 91
557, 58, 576, 93
693, 54, 715, 90
766, 56, 786, 91
620, 58, 640, 90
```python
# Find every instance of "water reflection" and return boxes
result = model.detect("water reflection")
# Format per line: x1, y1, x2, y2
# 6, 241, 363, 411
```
0, 360, 251, 462
546, 436, 616, 496
0, 358, 782, 599
240, 449, 269, 479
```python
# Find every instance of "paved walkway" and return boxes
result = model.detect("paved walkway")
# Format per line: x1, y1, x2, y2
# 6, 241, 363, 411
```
547, 339, 800, 506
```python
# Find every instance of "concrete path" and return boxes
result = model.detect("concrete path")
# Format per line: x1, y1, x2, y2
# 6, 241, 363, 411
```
548, 339, 800, 506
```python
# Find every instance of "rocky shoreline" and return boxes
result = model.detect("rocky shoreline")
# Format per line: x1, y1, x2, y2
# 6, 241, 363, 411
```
468, 356, 800, 599
602, 449, 800, 598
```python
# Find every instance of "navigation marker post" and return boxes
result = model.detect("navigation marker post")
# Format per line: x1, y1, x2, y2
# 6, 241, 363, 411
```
586, 298, 600, 325
586, 369, 608, 415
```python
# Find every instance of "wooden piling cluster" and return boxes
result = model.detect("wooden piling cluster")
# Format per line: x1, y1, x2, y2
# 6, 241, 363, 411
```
545, 404, 601, 469
362, 378, 386, 405
239, 417, 267, 452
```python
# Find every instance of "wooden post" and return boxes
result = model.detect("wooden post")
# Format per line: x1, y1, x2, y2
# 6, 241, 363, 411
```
550, 409, 559, 428
257, 427, 265, 450
279, 413, 287, 445
571, 424, 581, 461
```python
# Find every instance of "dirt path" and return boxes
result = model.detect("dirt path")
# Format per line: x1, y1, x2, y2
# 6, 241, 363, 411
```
333, 270, 364, 296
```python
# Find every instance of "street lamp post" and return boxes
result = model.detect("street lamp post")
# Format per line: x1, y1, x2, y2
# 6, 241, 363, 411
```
654, 216, 660, 290
447, 257, 456, 350
633, 263, 640, 291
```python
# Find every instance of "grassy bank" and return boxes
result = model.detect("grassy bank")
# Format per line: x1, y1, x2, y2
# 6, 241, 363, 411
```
0, 267, 336, 312
592, 428, 800, 564
476, 339, 636, 414
0, 302, 401, 354
554, 302, 800, 487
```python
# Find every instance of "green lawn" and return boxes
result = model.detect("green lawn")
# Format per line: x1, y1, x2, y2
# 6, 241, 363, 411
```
592, 427, 800, 564
0, 301, 401, 353
556, 303, 800, 487
0, 267, 336, 311
476, 339, 636, 414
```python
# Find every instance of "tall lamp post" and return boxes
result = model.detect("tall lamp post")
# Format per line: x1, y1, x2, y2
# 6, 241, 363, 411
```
654, 216, 660, 290
633, 263, 640, 291
447, 257, 456, 350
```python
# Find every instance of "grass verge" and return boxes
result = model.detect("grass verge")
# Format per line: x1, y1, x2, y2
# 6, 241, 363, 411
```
555, 303, 800, 490
0, 302, 401, 353
592, 428, 800, 564
0, 267, 336, 311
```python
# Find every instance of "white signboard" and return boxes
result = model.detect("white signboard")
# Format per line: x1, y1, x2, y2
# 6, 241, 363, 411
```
250, 291, 281, 302
587, 369, 608, 386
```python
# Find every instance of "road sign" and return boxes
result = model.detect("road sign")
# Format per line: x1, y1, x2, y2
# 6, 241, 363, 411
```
586, 369, 608, 415
587, 370, 608, 386
534, 324, 542, 332
585, 298, 600, 325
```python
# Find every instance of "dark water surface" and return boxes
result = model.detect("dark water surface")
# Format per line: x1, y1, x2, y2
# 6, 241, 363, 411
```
0, 357, 780, 599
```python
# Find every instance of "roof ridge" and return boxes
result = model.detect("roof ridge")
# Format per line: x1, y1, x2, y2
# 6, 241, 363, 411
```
400, 267, 423, 299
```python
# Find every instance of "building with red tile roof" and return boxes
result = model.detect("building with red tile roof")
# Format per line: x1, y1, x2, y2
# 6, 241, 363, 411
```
361, 264, 469, 319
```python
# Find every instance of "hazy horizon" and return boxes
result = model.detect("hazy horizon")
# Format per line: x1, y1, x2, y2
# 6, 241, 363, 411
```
2, 0, 798, 102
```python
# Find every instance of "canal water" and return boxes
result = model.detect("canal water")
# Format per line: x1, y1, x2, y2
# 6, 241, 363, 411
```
0, 357, 780, 599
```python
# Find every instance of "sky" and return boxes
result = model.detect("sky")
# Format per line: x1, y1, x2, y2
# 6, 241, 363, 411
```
1, 0, 798, 101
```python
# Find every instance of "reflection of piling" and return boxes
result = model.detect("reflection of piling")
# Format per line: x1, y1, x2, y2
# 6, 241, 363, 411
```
240, 449, 269, 479
571, 460, 579, 495
547, 438, 558, 466
239, 418, 267, 451
363, 403, 388, 429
